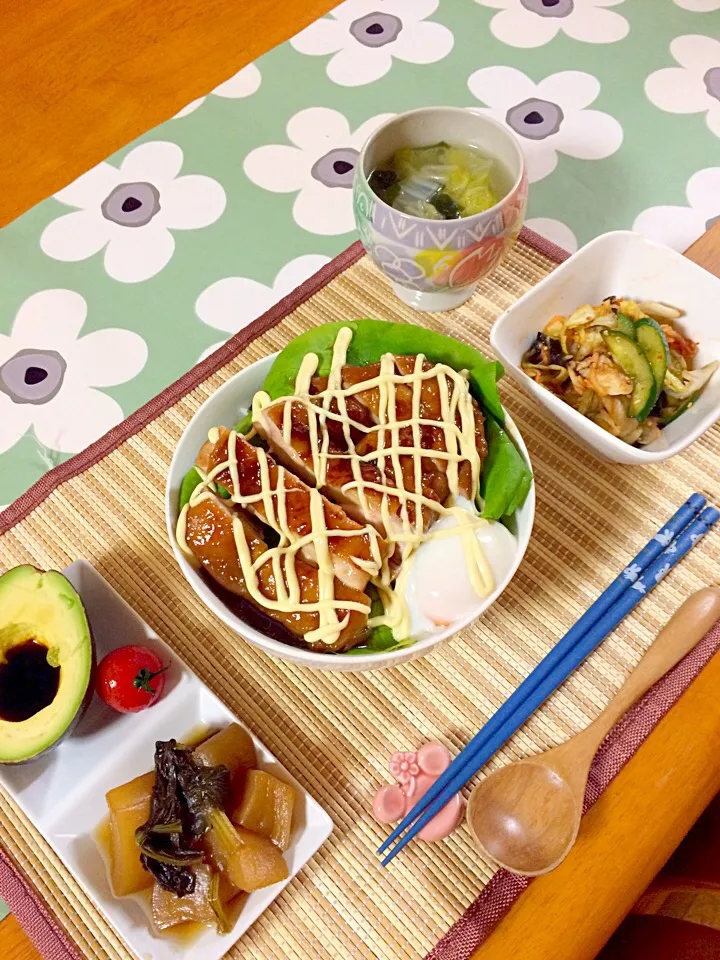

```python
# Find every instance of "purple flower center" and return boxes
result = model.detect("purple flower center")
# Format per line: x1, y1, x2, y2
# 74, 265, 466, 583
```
311, 148, 359, 189
101, 181, 161, 227
24, 367, 48, 386
506, 98, 564, 140
520, 0, 574, 17
0, 350, 66, 405
705, 67, 720, 103
349, 12, 403, 47
121, 196, 142, 213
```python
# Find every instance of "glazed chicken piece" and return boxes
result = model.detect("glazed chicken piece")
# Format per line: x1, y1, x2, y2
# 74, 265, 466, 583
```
392, 355, 487, 499
184, 495, 369, 653
195, 428, 385, 592
254, 355, 487, 540
254, 399, 406, 539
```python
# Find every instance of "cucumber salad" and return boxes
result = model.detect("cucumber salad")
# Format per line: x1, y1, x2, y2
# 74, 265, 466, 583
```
521, 298, 718, 447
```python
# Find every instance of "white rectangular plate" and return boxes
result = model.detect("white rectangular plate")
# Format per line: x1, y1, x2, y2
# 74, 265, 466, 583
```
0, 559, 333, 960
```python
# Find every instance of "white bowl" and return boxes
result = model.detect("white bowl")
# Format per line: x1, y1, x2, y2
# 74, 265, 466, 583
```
166, 354, 534, 672
490, 230, 720, 464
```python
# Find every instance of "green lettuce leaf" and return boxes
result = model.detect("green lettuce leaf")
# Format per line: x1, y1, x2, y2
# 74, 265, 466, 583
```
178, 468, 230, 512
253, 319, 531, 519
479, 415, 529, 522
340, 637, 415, 656
179, 468, 203, 511
359, 584, 402, 651
340, 566, 414, 655
260, 318, 506, 422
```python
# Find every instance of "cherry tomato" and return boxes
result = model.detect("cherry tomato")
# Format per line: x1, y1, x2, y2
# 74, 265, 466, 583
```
96, 645, 168, 713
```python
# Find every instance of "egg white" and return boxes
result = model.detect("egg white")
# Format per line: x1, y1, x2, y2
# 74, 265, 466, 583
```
403, 496, 518, 639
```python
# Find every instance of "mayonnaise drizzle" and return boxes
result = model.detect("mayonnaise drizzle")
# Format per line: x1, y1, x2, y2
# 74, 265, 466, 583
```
178, 327, 494, 647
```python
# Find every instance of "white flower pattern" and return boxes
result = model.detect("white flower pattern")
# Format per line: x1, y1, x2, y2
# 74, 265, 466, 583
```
633, 167, 720, 252
196, 255, 331, 361
3, 3, 720, 512
290, 0, 453, 87
174, 64, 262, 118
244, 108, 394, 235
645, 35, 720, 138
475, 0, 629, 49
468, 67, 623, 182
40, 142, 226, 283
673, 0, 720, 11
0, 290, 147, 454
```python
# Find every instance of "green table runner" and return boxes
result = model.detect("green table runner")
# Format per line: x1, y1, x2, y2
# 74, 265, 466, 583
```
0, 0, 719, 508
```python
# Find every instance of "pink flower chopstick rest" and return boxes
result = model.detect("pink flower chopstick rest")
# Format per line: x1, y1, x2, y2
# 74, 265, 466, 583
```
372, 743, 463, 842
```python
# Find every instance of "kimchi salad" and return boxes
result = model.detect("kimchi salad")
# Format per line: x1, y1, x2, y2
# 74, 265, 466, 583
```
521, 298, 718, 447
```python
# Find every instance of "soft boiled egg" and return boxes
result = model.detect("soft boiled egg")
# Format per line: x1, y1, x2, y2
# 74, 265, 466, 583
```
403, 496, 518, 638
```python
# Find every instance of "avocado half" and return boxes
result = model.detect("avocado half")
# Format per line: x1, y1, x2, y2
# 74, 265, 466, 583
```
0, 566, 93, 764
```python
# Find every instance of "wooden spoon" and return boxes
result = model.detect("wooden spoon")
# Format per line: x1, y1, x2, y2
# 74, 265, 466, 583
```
467, 587, 720, 877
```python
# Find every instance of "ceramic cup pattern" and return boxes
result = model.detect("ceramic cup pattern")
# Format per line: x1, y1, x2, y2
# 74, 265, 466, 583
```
353, 107, 528, 312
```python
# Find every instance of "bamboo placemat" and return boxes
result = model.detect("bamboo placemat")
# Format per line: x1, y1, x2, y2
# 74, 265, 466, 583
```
1, 232, 719, 960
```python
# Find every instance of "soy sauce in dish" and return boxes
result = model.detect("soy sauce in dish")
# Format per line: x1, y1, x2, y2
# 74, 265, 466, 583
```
0, 640, 60, 722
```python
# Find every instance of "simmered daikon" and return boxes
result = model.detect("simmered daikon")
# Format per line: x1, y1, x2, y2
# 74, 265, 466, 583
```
204, 808, 289, 891
101, 723, 294, 940
105, 771, 155, 896
232, 769, 295, 851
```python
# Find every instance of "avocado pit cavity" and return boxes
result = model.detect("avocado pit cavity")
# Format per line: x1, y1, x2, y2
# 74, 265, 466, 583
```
0, 630, 60, 722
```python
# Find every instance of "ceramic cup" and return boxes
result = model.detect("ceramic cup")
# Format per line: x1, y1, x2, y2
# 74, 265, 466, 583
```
353, 107, 528, 312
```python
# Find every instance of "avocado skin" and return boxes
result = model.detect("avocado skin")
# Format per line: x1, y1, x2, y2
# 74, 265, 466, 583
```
0, 566, 95, 764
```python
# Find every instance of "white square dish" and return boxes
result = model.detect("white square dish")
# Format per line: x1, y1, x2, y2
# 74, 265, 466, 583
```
0, 559, 333, 960
490, 231, 720, 464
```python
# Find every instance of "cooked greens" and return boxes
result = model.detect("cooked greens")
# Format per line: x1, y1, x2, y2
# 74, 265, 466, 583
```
340, 584, 415, 655
136, 739, 230, 896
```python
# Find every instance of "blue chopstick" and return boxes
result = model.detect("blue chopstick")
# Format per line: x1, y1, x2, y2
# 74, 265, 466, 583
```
382, 504, 719, 865
377, 493, 706, 857
380, 496, 716, 865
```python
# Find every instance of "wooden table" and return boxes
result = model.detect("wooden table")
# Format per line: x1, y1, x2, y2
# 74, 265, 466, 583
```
2, 914, 40, 960
1, 3, 719, 958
